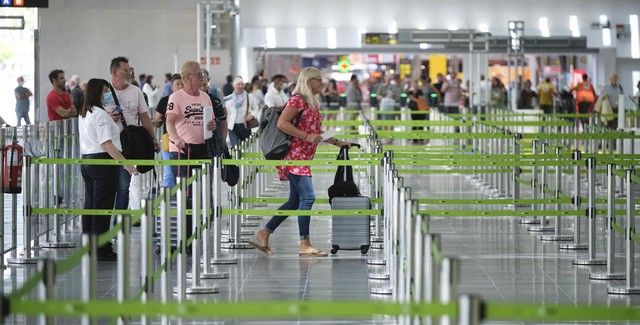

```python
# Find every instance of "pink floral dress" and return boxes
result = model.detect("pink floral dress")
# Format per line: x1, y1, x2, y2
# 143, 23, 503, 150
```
277, 95, 322, 180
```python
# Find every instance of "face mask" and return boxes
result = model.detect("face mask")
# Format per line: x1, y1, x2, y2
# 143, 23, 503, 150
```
102, 92, 114, 106
18, 81, 24, 87
390, 80, 397, 85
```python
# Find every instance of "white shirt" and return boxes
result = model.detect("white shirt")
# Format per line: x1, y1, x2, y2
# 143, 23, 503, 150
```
263, 84, 289, 108
474, 80, 490, 106
142, 83, 162, 109
380, 97, 396, 111
105, 84, 149, 131
79, 106, 122, 155
224, 91, 261, 130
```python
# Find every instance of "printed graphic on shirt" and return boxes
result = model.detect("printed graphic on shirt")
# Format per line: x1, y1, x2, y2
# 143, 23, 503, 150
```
184, 105, 204, 121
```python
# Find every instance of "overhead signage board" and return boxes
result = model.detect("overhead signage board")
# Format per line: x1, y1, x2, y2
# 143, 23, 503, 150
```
508, 20, 524, 54
0, 0, 48, 8
363, 33, 397, 45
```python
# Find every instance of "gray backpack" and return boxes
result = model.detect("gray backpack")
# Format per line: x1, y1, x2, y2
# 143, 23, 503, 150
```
259, 95, 303, 160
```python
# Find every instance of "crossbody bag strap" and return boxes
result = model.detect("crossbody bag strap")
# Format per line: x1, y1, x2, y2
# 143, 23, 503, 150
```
109, 84, 127, 127
245, 93, 250, 117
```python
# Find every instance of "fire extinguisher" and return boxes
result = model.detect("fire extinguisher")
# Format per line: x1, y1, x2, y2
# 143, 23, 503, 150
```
2, 133, 23, 194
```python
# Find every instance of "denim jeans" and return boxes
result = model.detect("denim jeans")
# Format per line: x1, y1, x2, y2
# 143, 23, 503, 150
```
15, 107, 30, 126
265, 173, 315, 238
161, 150, 176, 188
114, 167, 131, 210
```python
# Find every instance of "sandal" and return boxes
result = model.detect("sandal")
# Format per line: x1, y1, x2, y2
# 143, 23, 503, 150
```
248, 241, 273, 255
299, 248, 328, 257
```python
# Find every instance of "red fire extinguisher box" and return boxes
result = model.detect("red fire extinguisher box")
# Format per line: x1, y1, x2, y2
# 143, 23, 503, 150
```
2, 142, 23, 194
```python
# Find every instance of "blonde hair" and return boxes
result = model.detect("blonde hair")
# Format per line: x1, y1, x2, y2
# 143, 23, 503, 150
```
180, 61, 201, 80
293, 67, 322, 108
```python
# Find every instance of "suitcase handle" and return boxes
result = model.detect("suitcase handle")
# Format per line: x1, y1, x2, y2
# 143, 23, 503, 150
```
341, 143, 360, 149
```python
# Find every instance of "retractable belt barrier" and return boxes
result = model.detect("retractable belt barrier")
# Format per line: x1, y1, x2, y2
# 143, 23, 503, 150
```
4, 106, 640, 323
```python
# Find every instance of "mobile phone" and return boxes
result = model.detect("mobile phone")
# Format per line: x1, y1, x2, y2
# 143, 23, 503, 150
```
113, 106, 123, 114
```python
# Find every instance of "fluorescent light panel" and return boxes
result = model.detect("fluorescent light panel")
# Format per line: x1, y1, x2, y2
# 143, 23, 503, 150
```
296, 27, 306, 49
631, 15, 639, 59
539, 17, 550, 37
419, 43, 430, 49
632, 71, 640, 90
569, 15, 580, 37
388, 20, 398, 34
357, 28, 366, 48
602, 28, 611, 46
239, 47, 248, 81
599, 15, 608, 26
265, 27, 276, 48
327, 28, 337, 49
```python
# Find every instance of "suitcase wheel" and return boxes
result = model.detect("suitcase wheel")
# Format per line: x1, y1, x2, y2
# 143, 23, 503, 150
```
360, 245, 370, 255
331, 244, 339, 255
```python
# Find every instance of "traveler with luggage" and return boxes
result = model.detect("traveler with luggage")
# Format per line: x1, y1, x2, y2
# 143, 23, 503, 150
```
250, 67, 350, 257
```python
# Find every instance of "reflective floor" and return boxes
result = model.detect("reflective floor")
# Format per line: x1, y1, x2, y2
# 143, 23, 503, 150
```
3, 140, 640, 324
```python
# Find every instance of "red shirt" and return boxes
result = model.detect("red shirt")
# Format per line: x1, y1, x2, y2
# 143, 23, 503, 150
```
278, 95, 322, 180
47, 90, 72, 121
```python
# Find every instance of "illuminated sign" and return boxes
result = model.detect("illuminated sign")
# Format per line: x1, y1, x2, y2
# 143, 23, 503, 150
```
363, 33, 397, 45
336, 56, 351, 73
0, 0, 48, 7
508, 21, 524, 53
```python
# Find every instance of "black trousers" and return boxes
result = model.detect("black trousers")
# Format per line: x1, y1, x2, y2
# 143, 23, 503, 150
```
577, 102, 592, 125
81, 153, 118, 254
170, 148, 209, 243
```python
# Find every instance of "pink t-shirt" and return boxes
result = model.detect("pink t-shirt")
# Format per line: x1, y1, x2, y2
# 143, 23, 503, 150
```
166, 89, 213, 153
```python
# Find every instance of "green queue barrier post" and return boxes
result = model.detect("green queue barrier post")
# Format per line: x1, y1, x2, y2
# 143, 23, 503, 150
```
223, 147, 251, 249
528, 142, 554, 232
519, 140, 541, 225
590, 163, 626, 280
159, 187, 171, 324
370, 170, 399, 296
173, 177, 188, 301
38, 258, 56, 325
0, 130, 5, 270
540, 147, 573, 242
608, 169, 640, 295
184, 169, 219, 295
201, 161, 232, 276
116, 213, 131, 324
371, 142, 384, 244
439, 257, 460, 325
573, 157, 606, 266
40, 124, 75, 249
559, 150, 588, 251
211, 157, 238, 265
81, 234, 98, 325
368, 154, 391, 270
7, 155, 38, 265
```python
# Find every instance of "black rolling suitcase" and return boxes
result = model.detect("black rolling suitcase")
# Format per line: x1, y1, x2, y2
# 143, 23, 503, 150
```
328, 144, 371, 255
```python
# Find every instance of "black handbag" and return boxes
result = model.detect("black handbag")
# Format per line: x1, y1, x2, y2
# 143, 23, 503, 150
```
110, 85, 155, 173
327, 144, 362, 201
232, 123, 252, 141
205, 122, 239, 187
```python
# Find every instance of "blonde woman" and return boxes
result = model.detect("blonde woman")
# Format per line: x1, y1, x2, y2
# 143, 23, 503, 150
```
250, 67, 351, 257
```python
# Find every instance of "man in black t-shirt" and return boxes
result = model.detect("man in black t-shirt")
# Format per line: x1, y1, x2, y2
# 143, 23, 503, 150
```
222, 74, 234, 97
153, 74, 183, 188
